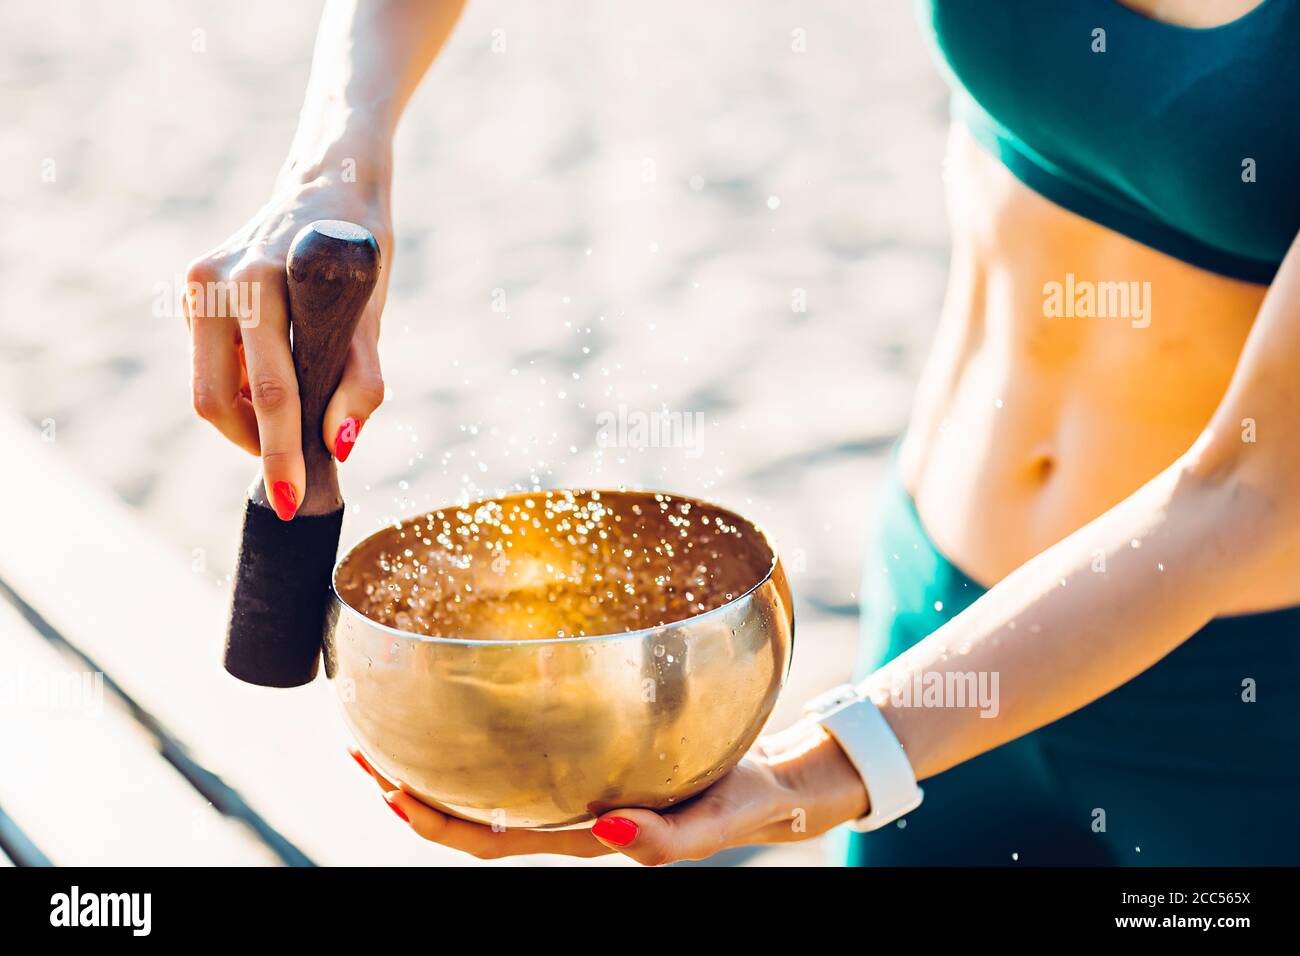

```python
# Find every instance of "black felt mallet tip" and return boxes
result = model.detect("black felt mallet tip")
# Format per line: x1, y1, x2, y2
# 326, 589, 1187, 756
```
223, 220, 381, 688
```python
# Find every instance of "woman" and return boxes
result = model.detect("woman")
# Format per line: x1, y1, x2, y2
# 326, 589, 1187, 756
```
186, 0, 1300, 865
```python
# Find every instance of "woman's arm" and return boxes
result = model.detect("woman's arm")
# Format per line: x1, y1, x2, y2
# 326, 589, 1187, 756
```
186, 0, 463, 510
281, 0, 464, 190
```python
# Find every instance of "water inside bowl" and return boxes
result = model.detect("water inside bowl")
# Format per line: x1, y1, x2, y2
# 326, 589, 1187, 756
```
334, 489, 775, 640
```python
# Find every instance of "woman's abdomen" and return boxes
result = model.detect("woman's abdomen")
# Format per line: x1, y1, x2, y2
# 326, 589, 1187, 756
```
902, 125, 1267, 587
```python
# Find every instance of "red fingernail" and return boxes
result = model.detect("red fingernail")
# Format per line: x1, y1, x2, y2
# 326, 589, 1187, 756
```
591, 816, 638, 846
270, 481, 298, 521
350, 750, 370, 775
334, 417, 363, 463
385, 796, 409, 822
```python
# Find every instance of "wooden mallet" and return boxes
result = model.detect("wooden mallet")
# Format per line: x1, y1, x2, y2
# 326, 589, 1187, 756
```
224, 220, 381, 688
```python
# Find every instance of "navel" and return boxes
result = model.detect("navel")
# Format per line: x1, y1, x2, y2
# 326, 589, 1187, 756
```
1029, 453, 1055, 484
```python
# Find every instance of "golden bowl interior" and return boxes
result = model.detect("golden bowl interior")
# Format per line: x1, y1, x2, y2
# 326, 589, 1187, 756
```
334, 489, 776, 642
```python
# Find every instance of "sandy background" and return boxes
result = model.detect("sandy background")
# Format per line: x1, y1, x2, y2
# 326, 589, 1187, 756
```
0, 0, 949, 864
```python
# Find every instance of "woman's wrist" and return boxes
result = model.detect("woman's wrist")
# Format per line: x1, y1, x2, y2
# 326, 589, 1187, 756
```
858, 659, 950, 783
760, 718, 870, 830
277, 113, 394, 201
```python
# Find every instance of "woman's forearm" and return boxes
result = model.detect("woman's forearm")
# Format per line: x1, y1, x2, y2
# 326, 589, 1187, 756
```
280, 0, 466, 190
860, 453, 1272, 782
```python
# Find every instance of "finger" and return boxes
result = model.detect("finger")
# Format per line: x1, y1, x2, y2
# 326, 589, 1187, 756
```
349, 748, 397, 791
590, 810, 683, 865
590, 785, 769, 866
381, 790, 611, 860
237, 339, 250, 400
592, 806, 729, 866
234, 261, 302, 520
348, 749, 609, 859
186, 263, 259, 454
322, 312, 385, 463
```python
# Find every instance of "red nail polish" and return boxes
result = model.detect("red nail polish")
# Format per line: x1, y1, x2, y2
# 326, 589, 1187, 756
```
385, 796, 409, 823
350, 750, 370, 775
334, 417, 363, 463
270, 481, 298, 521
592, 816, 638, 846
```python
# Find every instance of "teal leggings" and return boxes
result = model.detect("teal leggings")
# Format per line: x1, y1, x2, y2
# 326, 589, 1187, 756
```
844, 464, 1300, 866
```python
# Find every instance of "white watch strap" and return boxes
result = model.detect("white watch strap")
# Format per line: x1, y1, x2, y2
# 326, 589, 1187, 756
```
816, 692, 923, 832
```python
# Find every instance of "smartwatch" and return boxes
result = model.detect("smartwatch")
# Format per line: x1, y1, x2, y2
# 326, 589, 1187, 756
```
803, 683, 923, 832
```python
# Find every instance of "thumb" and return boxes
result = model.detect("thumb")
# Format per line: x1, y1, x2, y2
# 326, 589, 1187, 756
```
590, 805, 729, 867
323, 335, 385, 463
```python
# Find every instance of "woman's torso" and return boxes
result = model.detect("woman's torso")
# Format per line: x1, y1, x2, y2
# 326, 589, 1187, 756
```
902, 0, 1300, 611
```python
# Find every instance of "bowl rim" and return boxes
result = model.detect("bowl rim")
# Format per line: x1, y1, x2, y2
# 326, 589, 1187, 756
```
330, 488, 782, 647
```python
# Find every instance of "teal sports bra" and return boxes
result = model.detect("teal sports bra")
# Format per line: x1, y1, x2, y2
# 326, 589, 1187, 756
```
917, 0, 1300, 283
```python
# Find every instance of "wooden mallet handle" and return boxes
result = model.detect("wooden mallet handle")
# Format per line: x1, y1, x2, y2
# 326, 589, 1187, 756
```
225, 221, 381, 688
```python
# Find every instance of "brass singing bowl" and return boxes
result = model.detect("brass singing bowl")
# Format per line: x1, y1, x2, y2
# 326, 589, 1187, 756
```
323, 489, 794, 829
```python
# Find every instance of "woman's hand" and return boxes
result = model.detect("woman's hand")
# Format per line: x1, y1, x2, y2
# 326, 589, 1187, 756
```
184, 156, 392, 518
180, 0, 469, 518
348, 719, 868, 865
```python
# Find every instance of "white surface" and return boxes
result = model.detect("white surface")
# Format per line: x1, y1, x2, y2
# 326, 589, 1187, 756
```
0, 598, 280, 866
